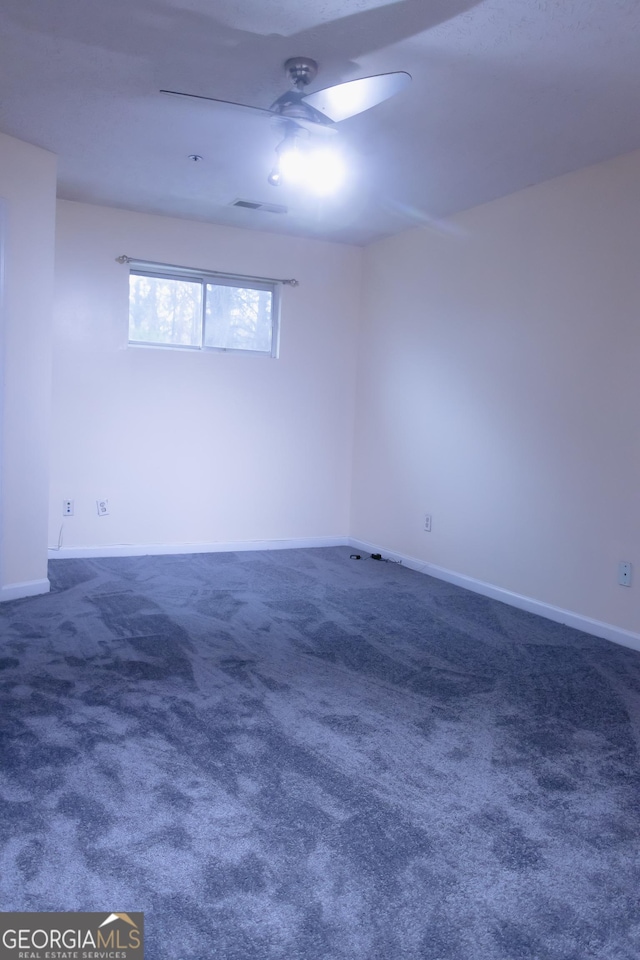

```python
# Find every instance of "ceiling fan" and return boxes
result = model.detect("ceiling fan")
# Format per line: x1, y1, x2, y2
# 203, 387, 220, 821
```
161, 58, 411, 192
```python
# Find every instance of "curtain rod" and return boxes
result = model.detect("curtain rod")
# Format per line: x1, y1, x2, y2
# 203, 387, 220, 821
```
115, 255, 299, 287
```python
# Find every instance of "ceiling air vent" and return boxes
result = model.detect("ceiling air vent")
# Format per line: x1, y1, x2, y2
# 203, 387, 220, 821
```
231, 199, 287, 214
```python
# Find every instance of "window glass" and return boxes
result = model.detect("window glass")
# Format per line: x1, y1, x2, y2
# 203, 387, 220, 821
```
204, 283, 273, 352
129, 274, 202, 347
128, 267, 279, 356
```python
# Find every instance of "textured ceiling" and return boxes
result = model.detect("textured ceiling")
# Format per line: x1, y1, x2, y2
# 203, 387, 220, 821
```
1, 0, 639, 244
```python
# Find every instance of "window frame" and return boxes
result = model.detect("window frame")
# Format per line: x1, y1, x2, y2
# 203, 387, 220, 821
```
127, 262, 281, 358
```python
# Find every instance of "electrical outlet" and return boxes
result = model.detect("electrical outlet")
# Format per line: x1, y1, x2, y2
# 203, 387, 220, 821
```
63, 499, 74, 517
424, 514, 432, 533
96, 499, 109, 517
618, 561, 632, 587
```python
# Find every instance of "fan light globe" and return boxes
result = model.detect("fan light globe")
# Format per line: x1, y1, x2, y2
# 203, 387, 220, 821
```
278, 141, 306, 184
305, 147, 346, 196
270, 132, 346, 196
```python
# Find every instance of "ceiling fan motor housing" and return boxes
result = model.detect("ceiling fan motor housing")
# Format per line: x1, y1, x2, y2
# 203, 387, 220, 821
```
284, 57, 318, 89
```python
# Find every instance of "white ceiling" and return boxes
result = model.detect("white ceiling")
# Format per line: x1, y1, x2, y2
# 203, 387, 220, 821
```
1, 0, 639, 245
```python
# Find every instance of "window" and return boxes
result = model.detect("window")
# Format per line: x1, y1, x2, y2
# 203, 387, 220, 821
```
128, 263, 280, 356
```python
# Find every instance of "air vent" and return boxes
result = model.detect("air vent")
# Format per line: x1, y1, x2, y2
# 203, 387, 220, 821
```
231, 199, 287, 214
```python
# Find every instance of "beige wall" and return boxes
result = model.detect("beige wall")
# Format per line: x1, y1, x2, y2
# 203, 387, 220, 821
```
352, 150, 640, 634
5, 132, 638, 639
0, 132, 57, 596
50, 201, 362, 551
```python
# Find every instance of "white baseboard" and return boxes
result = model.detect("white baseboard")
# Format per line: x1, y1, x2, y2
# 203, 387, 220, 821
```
349, 538, 640, 653
48, 536, 349, 560
0, 578, 51, 602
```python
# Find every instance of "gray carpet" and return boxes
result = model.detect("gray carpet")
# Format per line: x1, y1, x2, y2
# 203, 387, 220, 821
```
1, 547, 639, 959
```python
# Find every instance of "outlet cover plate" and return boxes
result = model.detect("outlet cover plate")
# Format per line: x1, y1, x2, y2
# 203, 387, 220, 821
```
618, 561, 632, 586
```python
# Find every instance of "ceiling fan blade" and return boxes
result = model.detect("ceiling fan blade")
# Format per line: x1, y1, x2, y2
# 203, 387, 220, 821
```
302, 71, 411, 123
272, 116, 338, 138
160, 89, 273, 120
160, 89, 336, 138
